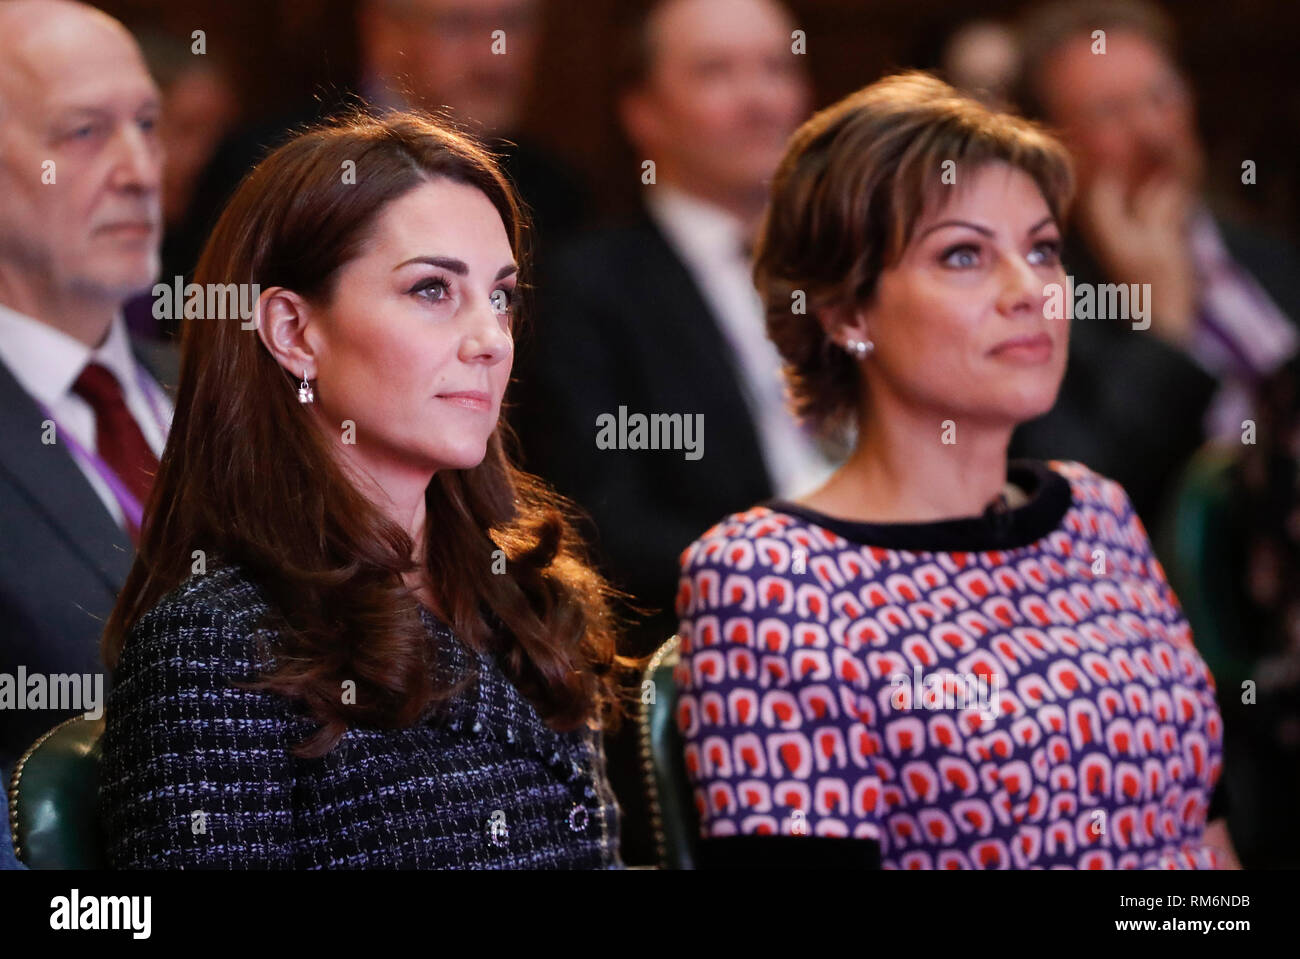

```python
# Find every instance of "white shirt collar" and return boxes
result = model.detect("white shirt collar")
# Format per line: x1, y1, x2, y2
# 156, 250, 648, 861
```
0, 302, 141, 407
644, 183, 748, 269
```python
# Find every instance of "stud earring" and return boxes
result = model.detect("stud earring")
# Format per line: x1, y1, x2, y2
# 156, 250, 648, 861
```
298, 371, 314, 404
843, 337, 874, 359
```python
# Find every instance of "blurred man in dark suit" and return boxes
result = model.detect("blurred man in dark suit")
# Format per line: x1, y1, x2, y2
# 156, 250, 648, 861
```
173, 0, 586, 332
1010, 0, 1300, 528
511, 0, 836, 864
0, 0, 176, 776
357, 0, 588, 246
1009, 1, 1300, 872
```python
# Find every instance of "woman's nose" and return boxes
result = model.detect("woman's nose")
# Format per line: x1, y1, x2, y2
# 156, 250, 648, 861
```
461, 296, 513, 363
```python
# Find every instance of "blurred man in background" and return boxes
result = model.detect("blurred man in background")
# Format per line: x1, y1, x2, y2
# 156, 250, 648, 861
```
940, 19, 1020, 111
358, 0, 534, 136
510, 0, 834, 864
1011, 0, 1300, 872
180, 0, 586, 305
0, 0, 175, 779
124, 29, 238, 339
355, 0, 587, 248
1010, 0, 1300, 527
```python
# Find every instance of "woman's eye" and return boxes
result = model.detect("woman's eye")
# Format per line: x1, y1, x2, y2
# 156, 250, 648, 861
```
490, 288, 513, 315
941, 244, 980, 268
408, 277, 450, 302
1028, 240, 1062, 266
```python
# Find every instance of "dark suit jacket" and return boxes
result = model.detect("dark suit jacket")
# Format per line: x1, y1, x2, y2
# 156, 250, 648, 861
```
1012, 216, 1300, 530
510, 213, 775, 866
0, 335, 178, 769
511, 212, 774, 650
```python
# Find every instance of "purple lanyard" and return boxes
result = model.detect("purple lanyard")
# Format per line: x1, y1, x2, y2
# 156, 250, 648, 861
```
40, 365, 171, 531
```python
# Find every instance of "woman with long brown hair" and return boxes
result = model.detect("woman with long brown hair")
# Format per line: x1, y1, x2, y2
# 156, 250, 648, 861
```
98, 110, 630, 868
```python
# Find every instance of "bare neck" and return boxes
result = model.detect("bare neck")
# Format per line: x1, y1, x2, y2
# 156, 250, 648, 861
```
801, 393, 1014, 524
326, 429, 435, 600
0, 270, 118, 347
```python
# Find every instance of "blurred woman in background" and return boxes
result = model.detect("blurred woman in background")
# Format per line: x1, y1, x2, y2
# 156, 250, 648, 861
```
674, 72, 1235, 869
99, 111, 630, 869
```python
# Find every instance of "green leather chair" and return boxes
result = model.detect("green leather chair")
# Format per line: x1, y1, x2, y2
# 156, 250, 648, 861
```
1157, 442, 1253, 697
638, 635, 699, 869
1156, 441, 1294, 866
7, 715, 107, 869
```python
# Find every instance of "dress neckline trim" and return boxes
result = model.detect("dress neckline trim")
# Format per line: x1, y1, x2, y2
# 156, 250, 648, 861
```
761, 459, 1073, 552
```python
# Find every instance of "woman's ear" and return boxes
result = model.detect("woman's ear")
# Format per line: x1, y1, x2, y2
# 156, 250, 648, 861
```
815, 301, 872, 352
255, 286, 319, 380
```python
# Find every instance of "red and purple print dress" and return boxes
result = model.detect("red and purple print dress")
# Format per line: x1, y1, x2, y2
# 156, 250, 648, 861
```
674, 460, 1225, 869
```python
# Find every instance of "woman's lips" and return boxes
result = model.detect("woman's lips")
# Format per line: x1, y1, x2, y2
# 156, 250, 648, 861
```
435, 390, 491, 410
989, 333, 1053, 364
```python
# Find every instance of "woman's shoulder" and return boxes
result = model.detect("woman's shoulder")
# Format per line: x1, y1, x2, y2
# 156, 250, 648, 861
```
124, 558, 278, 670
678, 502, 823, 575
1043, 459, 1137, 513
136, 558, 269, 625
675, 502, 839, 627
1042, 459, 1159, 553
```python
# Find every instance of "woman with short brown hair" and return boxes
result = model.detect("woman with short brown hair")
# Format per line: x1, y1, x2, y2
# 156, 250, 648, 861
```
756, 71, 1073, 441
675, 72, 1235, 869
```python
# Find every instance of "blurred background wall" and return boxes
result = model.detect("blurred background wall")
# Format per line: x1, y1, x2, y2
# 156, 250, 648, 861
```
97, 0, 1299, 241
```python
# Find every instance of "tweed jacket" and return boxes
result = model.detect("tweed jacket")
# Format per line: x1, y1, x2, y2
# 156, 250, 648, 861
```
98, 562, 622, 868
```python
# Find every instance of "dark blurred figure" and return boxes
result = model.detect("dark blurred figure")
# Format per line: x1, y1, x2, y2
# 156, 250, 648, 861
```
940, 19, 1021, 111
0, 0, 175, 776
1010, 0, 1300, 528
1198, 355, 1300, 867
511, 0, 835, 865
123, 29, 238, 339
355, 0, 586, 246
173, 0, 586, 338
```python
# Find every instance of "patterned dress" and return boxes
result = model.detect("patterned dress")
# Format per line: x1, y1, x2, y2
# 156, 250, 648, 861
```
674, 460, 1224, 869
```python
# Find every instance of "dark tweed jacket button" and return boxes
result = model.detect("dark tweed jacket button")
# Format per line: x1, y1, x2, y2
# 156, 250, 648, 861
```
568, 803, 589, 833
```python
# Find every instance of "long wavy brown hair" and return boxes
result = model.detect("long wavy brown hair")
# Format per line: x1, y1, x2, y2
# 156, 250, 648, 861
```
103, 110, 634, 757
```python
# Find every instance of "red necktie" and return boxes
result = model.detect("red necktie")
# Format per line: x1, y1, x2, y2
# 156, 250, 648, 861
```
71, 362, 160, 543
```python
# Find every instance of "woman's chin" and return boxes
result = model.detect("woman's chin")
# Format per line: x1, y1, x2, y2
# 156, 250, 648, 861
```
427, 443, 489, 473
1011, 392, 1061, 427
992, 375, 1065, 426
